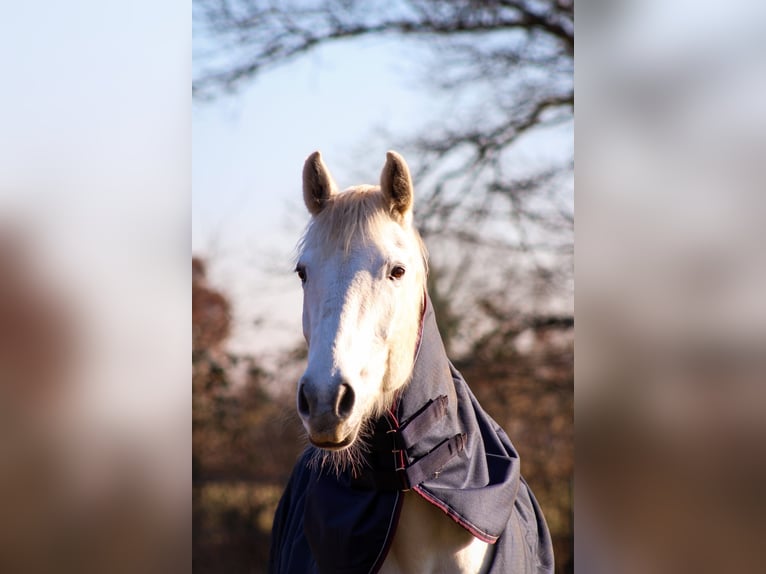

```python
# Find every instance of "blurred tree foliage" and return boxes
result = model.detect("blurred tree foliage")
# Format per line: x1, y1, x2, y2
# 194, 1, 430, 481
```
193, 258, 303, 572
192, 256, 572, 573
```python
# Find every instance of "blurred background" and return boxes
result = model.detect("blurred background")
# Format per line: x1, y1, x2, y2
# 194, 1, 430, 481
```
3, 1, 763, 573
192, 1, 573, 572
578, 0, 766, 572
0, 2, 189, 573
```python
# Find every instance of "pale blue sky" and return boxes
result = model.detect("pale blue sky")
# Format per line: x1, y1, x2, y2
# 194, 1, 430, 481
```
1, 1, 187, 206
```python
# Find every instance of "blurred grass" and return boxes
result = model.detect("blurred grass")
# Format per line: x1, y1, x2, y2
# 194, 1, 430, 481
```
193, 481, 282, 573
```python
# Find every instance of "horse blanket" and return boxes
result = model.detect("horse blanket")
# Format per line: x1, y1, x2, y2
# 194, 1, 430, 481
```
269, 296, 554, 574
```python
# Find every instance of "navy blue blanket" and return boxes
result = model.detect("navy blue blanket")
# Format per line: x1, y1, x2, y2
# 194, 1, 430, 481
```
269, 297, 554, 573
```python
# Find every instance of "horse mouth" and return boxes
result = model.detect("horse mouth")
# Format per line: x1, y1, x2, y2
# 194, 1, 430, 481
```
309, 431, 356, 451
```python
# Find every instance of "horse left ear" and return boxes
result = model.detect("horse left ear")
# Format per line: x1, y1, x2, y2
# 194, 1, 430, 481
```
303, 151, 338, 215
380, 151, 414, 224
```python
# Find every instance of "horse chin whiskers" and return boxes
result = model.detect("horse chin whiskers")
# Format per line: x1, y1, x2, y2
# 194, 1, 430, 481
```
306, 418, 374, 478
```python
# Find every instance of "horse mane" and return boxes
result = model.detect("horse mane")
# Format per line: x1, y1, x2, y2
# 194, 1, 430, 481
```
296, 185, 428, 269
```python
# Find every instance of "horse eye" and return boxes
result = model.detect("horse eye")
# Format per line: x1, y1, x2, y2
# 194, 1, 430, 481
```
389, 265, 406, 280
296, 266, 307, 283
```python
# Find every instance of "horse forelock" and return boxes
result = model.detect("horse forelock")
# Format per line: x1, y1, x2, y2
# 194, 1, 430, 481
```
296, 185, 428, 269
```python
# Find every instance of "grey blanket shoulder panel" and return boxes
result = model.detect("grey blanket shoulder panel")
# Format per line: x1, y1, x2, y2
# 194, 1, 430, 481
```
398, 305, 521, 541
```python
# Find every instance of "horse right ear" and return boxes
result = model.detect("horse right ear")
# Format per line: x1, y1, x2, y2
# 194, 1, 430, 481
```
303, 151, 337, 215
380, 151, 414, 225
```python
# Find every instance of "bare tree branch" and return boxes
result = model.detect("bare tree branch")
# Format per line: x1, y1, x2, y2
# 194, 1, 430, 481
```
194, 0, 574, 351
194, 0, 573, 97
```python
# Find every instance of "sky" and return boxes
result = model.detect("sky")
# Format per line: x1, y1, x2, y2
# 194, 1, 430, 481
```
193, 38, 439, 357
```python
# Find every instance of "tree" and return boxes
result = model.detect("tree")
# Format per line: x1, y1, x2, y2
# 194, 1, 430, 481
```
194, 0, 573, 354
193, 256, 304, 572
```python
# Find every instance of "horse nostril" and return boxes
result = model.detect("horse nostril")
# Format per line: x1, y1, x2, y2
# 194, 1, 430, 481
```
297, 384, 310, 417
335, 383, 355, 419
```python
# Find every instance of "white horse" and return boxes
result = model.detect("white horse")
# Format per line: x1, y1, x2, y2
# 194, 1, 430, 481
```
270, 151, 553, 574
295, 151, 490, 573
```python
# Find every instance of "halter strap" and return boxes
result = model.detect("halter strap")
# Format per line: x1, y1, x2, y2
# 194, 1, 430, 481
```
350, 395, 466, 491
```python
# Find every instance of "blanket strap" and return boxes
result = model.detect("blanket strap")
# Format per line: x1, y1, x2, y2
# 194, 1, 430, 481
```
400, 432, 466, 488
351, 395, 466, 491
399, 394, 449, 444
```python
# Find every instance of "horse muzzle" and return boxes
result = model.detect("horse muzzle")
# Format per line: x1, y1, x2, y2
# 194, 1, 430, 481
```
298, 378, 358, 449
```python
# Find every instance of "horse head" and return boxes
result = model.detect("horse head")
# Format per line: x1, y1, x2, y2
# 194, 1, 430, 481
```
295, 151, 427, 460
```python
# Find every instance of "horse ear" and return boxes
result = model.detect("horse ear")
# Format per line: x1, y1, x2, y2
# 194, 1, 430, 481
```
380, 151, 414, 224
303, 151, 337, 215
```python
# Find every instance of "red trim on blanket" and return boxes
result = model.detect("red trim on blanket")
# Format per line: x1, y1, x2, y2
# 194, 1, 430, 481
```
413, 290, 427, 361
412, 485, 499, 544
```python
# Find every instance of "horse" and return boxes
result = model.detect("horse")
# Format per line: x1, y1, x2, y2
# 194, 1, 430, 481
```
269, 151, 554, 574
